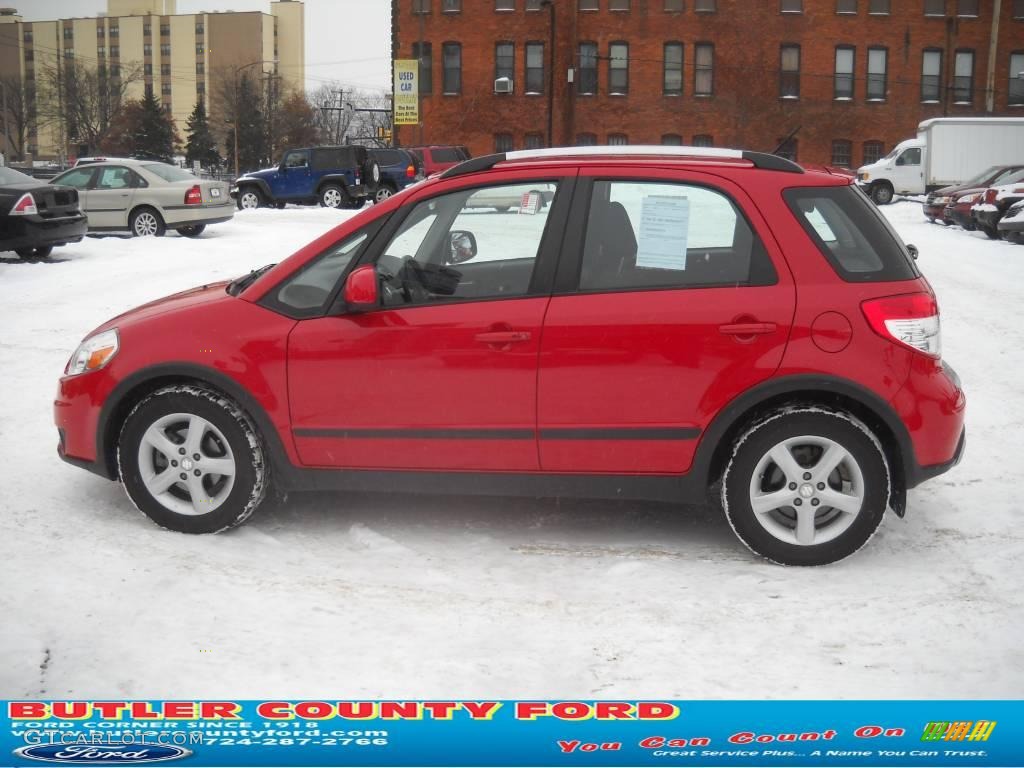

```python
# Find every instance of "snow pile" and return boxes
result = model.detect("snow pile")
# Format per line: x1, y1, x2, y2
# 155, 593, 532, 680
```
0, 202, 1021, 699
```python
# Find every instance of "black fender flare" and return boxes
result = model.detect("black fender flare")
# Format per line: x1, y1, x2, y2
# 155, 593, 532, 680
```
315, 175, 354, 197
94, 362, 294, 484
236, 178, 273, 201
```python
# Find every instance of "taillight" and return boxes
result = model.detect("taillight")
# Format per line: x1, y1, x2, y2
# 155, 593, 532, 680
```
984, 188, 997, 204
10, 192, 38, 216
406, 164, 415, 178
862, 292, 941, 359
184, 185, 202, 205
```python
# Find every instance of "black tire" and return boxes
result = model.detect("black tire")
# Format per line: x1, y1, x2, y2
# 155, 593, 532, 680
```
177, 224, 206, 238
236, 186, 263, 210
495, 206, 511, 213
15, 246, 54, 258
274, 201, 286, 209
720, 408, 889, 566
980, 223, 999, 240
870, 183, 894, 205
129, 207, 166, 237
344, 197, 367, 210
118, 385, 268, 534
374, 183, 396, 204
319, 184, 345, 209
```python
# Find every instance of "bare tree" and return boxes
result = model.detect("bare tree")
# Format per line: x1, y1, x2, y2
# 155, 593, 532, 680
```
1, 74, 34, 160
309, 82, 353, 145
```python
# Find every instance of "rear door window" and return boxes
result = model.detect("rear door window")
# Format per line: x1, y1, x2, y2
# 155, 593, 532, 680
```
431, 147, 464, 164
784, 185, 920, 282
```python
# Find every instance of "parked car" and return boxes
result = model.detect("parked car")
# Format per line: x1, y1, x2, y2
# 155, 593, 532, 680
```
972, 172, 1024, 239
405, 145, 471, 176
52, 160, 233, 238
997, 199, 1024, 242
943, 191, 983, 230
54, 146, 965, 566
0, 166, 88, 258
924, 164, 1024, 224
368, 148, 424, 203
463, 182, 556, 212
232, 146, 380, 210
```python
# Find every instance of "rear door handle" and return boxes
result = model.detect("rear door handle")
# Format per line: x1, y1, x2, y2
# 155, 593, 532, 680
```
719, 322, 777, 336
475, 331, 532, 344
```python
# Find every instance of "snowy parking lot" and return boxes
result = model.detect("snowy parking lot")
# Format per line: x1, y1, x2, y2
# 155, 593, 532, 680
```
1, 202, 1021, 699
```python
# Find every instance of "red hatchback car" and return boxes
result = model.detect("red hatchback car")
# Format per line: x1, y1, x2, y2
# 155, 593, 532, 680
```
55, 147, 965, 566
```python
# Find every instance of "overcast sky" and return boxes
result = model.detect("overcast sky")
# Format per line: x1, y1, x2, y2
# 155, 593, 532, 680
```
18, 0, 392, 92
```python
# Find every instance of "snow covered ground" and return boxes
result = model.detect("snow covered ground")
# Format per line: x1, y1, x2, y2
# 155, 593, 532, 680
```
1, 201, 1021, 699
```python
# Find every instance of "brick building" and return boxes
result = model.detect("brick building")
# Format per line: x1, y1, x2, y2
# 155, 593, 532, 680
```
392, 0, 1024, 167
0, 0, 304, 161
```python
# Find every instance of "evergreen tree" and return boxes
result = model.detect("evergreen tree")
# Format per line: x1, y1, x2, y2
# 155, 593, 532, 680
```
224, 74, 268, 173
134, 88, 177, 161
184, 99, 220, 169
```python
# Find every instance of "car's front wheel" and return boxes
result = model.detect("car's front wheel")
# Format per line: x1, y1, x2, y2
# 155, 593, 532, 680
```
118, 385, 268, 534
721, 408, 889, 566
14, 246, 54, 258
870, 183, 894, 205
130, 207, 166, 237
177, 225, 206, 238
237, 187, 263, 210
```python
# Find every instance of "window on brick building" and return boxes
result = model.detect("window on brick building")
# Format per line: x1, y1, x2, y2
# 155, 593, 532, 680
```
693, 133, 713, 146
578, 42, 598, 94
145, 63, 152, 75
868, 0, 889, 14
144, 23, 151, 35
836, 0, 856, 13
196, 62, 204, 74
664, 42, 683, 95
924, 0, 945, 15
63, 26, 73, 40
64, 49, 74, 60
1014, 0, 1024, 19
694, 0, 715, 9
835, 46, 854, 98
160, 23, 170, 35
161, 63, 170, 76
24, 49, 33, 62
524, 133, 544, 149
661, 133, 683, 145
195, 44, 204, 54
495, 133, 513, 152
831, 140, 852, 167
526, 42, 545, 94
609, 42, 629, 94
665, 0, 684, 10
526, 0, 543, 9
97, 26, 105, 37
496, 0, 515, 9
956, 0, 978, 16
161, 43, 171, 56
162, 83, 171, 95
443, 0, 461, 9
610, 0, 631, 9
443, 42, 462, 94
196, 22, 204, 34
98, 46, 106, 57
953, 49, 974, 102
867, 47, 887, 100
144, 43, 152, 55
775, 137, 798, 161
109, 26, 118, 37
780, 44, 800, 97
608, 133, 628, 145
110, 64, 119, 77
413, 42, 432, 94
579, 0, 599, 9
695, 43, 714, 95
921, 49, 942, 101
1008, 52, 1024, 105
495, 42, 514, 85
23, 29, 32, 42
576, 133, 597, 145
862, 140, 883, 164
781, 0, 802, 12
413, 0, 431, 14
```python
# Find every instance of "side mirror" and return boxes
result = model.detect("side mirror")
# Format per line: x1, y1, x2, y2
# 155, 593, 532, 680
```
342, 264, 379, 312
907, 243, 919, 260
447, 230, 478, 264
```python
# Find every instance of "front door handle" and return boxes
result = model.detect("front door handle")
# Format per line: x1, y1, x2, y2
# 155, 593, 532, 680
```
475, 330, 532, 344
719, 322, 777, 336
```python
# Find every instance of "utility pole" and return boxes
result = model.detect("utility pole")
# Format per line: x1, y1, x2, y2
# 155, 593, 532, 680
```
986, 0, 1002, 113
1, 81, 9, 163
541, 0, 555, 147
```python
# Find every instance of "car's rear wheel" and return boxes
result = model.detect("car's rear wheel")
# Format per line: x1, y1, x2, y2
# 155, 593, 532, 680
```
130, 207, 166, 237
980, 223, 999, 239
870, 183, 894, 205
344, 197, 366, 210
118, 385, 268, 534
237, 187, 263, 210
319, 184, 345, 209
721, 408, 889, 566
374, 184, 396, 203
177, 225, 206, 238
15, 246, 54, 258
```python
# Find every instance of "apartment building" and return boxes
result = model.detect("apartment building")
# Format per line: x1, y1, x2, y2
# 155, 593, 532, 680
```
0, 0, 304, 160
392, 0, 1024, 166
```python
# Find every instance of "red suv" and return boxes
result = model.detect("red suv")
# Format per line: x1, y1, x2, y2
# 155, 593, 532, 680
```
54, 147, 965, 566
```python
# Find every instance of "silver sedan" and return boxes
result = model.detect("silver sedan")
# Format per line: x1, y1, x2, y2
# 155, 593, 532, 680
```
52, 160, 233, 237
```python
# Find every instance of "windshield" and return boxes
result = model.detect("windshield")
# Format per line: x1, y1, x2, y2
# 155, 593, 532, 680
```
142, 163, 197, 182
0, 167, 36, 185
882, 148, 900, 161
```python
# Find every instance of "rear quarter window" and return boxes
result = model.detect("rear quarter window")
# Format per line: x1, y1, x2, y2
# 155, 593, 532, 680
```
784, 185, 920, 282
432, 148, 463, 163
373, 150, 402, 166
312, 149, 356, 171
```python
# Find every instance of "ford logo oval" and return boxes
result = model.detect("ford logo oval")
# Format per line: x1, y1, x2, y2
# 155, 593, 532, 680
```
13, 744, 191, 764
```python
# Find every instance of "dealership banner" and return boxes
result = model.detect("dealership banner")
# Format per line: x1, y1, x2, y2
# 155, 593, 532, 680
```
2, 700, 1021, 767
393, 59, 419, 125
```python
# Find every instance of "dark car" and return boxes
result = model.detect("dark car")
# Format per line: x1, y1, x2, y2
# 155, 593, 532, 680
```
405, 145, 471, 176
0, 166, 88, 259
923, 165, 1024, 224
232, 146, 380, 210
368, 148, 424, 203
997, 199, 1024, 242
972, 169, 1024, 239
55, 146, 964, 566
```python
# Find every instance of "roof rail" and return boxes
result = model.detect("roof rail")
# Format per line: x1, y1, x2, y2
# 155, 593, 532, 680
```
440, 145, 803, 179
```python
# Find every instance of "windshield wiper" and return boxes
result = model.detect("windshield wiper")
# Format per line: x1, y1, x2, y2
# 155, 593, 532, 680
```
227, 263, 276, 296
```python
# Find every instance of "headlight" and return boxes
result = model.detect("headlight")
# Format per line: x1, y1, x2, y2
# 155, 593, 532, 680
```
66, 329, 119, 376
934, 196, 950, 205
860, 172, 870, 181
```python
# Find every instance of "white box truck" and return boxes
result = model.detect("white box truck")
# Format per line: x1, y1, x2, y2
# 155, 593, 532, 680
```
856, 117, 1024, 204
